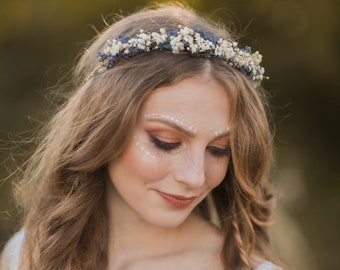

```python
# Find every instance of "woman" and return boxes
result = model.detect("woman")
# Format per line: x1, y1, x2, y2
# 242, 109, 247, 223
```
1, 4, 282, 270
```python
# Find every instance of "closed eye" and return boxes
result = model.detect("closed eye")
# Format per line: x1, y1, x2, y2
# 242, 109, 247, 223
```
207, 146, 231, 158
149, 135, 181, 152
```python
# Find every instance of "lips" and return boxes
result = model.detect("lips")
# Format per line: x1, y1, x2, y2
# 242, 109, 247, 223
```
155, 190, 197, 208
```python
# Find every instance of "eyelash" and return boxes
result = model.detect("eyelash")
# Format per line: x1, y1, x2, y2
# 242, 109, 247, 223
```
207, 146, 231, 158
150, 135, 181, 152
149, 135, 230, 158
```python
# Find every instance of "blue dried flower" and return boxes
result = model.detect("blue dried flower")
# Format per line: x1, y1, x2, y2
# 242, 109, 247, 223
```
96, 26, 266, 83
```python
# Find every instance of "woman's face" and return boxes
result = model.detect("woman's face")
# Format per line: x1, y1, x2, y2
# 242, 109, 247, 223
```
107, 76, 231, 228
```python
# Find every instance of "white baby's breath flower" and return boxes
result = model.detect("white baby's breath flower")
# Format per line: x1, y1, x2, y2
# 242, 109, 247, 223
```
180, 28, 189, 36
137, 44, 145, 50
96, 27, 266, 82
214, 46, 223, 56
123, 43, 130, 49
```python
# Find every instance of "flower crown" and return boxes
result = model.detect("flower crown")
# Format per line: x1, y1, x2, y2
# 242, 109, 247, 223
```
96, 26, 266, 83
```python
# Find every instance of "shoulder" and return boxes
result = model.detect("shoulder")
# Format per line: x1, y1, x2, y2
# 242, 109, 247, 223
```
255, 260, 282, 270
1, 229, 25, 270
191, 217, 282, 270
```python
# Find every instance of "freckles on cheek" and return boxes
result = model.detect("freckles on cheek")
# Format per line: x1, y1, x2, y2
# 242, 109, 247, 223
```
135, 140, 156, 160
206, 159, 230, 188
131, 139, 168, 183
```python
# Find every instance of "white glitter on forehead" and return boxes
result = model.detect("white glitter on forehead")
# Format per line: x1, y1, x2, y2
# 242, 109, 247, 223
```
144, 111, 198, 134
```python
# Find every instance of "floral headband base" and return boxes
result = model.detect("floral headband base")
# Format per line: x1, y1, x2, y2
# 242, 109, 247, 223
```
96, 25, 267, 83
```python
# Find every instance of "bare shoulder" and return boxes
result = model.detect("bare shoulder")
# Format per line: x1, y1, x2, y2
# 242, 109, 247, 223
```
190, 218, 282, 270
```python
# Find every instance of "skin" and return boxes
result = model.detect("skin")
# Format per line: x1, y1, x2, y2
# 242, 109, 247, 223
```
106, 76, 231, 269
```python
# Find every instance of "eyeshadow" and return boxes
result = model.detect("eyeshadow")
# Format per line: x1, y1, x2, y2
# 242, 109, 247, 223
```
144, 112, 198, 135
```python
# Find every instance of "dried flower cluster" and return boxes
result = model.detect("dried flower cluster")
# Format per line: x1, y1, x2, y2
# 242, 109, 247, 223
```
96, 26, 266, 82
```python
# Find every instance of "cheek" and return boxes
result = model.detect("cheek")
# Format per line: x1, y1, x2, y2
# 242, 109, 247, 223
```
205, 158, 229, 188
109, 135, 169, 185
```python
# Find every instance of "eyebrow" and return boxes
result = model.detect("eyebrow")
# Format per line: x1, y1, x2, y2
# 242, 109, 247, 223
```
147, 118, 196, 137
146, 117, 231, 139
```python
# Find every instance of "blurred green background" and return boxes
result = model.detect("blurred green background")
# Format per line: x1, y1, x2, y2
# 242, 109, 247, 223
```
0, 0, 339, 269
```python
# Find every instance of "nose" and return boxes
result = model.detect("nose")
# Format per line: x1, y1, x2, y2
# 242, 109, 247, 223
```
175, 149, 206, 189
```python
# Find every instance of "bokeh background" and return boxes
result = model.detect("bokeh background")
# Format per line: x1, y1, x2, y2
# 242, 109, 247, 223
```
0, 0, 338, 269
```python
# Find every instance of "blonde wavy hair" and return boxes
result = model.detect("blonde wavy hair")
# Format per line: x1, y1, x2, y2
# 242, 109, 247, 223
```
18, 4, 277, 270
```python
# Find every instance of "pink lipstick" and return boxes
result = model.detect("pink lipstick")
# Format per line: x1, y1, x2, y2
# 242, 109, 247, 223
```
156, 190, 196, 208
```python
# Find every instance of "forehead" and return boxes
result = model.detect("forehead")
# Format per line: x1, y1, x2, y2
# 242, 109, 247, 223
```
139, 76, 231, 129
